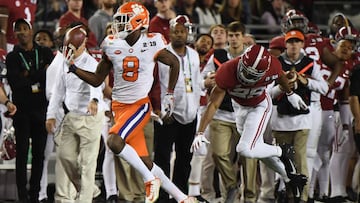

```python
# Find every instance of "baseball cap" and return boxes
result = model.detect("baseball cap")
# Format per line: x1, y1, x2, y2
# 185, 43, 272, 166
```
13, 18, 32, 31
285, 30, 304, 42
269, 35, 286, 50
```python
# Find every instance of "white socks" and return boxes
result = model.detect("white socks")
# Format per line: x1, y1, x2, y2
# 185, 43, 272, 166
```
151, 163, 187, 202
116, 144, 154, 182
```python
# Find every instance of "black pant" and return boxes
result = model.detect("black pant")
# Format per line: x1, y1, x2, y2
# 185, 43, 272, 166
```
153, 117, 197, 201
14, 110, 47, 202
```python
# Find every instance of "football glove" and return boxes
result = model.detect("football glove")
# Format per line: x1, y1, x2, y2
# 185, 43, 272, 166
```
64, 45, 75, 66
190, 132, 210, 155
161, 92, 174, 118
287, 92, 308, 110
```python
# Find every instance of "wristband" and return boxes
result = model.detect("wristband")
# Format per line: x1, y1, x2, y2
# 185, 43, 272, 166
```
286, 91, 294, 96
4, 100, 10, 106
196, 131, 204, 136
92, 98, 99, 103
167, 89, 174, 94
68, 64, 78, 73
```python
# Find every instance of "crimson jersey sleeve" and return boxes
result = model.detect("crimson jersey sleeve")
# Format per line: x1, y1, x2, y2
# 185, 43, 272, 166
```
215, 58, 239, 90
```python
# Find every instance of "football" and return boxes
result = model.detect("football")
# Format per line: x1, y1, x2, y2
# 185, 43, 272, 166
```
286, 70, 297, 83
63, 25, 87, 49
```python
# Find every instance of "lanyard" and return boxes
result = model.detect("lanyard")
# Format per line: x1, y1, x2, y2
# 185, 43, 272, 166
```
179, 49, 193, 93
19, 49, 39, 71
180, 49, 191, 78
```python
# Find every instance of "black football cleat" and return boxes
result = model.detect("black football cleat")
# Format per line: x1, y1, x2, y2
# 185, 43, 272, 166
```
286, 173, 307, 203
279, 143, 298, 177
194, 195, 210, 203
279, 143, 295, 162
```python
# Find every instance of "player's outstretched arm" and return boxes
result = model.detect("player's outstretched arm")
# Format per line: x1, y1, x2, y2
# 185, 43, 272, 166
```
70, 54, 112, 87
155, 49, 180, 91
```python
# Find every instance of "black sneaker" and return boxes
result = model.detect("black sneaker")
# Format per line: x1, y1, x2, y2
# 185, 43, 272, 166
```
224, 187, 238, 203
275, 189, 288, 203
326, 196, 347, 203
195, 195, 209, 203
315, 195, 328, 202
346, 187, 358, 202
106, 195, 119, 203
307, 197, 314, 203
39, 198, 48, 203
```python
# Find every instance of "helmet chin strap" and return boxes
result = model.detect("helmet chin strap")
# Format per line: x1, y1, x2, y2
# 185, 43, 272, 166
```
117, 30, 131, 39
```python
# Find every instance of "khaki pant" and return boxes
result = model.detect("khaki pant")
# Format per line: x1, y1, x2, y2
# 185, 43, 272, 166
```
115, 120, 154, 202
210, 119, 240, 191
240, 157, 258, 203
273, 129, 309, 202
57, 112, 104, 203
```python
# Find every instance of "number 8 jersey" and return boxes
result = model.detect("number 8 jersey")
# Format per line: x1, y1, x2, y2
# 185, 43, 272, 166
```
101, 32, 166, 103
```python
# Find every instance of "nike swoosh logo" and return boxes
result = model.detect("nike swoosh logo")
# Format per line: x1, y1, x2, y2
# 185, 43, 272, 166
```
141, 49, 148, 52
295, 187, 300, 197
289, 160, 296, 174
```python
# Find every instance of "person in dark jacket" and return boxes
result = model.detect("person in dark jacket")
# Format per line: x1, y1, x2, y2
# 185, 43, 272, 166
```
5, 18, 54, 203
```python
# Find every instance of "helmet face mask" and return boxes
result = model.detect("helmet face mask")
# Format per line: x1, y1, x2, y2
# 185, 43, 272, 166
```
112, 15, 132, 39
281, 9, 309, 34
112, 2, 149, 39
335, 26, 359, 51
238, 61, 266, 85
237, 45, 270, 85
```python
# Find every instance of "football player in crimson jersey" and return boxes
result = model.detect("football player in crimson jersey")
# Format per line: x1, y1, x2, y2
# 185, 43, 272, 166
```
67, 2, 197, 203
0, 0, 37, 52
192, 45, 308, 196
309, 26, 360, 202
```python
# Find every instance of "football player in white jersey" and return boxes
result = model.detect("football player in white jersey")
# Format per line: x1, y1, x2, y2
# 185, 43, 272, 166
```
66, 2, 197, 203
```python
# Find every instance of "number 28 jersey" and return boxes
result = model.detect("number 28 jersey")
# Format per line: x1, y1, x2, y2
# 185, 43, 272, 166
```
102, 33, 166, 104
216, 55, 283, 106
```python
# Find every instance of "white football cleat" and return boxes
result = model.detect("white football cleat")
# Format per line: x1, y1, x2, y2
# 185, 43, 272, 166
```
179, 196, 198, 203
145, 178, 161, 203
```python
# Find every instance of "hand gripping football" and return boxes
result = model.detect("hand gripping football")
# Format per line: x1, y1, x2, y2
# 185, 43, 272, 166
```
286, 70, 297, 83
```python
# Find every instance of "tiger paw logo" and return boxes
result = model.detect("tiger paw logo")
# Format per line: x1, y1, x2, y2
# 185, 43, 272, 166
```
131, 4, 144, 15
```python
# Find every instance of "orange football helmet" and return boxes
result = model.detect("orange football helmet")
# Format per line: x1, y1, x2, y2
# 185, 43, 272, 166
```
112, 1, 149, 39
